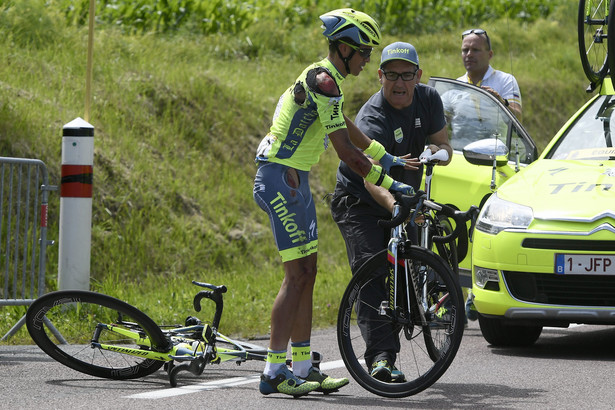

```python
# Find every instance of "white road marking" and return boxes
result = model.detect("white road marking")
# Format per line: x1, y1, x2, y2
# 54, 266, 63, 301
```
125, 359, 346, 399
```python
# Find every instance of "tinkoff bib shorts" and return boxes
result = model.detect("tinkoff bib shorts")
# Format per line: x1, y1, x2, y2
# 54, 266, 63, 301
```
253, 162, 318, 262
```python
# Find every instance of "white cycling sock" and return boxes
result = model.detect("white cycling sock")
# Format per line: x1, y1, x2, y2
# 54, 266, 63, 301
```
291, 340, 311, 378
263, 349, 286, 377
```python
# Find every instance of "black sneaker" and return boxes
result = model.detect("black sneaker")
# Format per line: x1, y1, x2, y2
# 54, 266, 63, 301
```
391, 366, 406, 383
370, 359, 392, 382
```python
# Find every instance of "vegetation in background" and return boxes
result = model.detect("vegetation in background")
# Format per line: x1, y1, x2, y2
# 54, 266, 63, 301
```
0, 0, 590, 343
50, 0, 562, 36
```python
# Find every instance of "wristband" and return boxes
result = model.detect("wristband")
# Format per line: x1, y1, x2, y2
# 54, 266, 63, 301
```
363, 140, 385, 161
504, 99, 509, 107
365, 164, 393, 189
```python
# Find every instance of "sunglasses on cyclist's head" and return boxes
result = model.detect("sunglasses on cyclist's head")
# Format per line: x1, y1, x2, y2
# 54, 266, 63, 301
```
461, 28, 491, 49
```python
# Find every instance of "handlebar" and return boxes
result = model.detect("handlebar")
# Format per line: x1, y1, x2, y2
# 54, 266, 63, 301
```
378, 190, 425, 230
377, 191, 479, 243
431, 203, 479, 244
192, 281, 227, 293
191, 281, 227, 316
419, 148, 449, 164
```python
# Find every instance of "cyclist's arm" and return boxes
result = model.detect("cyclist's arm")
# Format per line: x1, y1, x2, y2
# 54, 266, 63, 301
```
362, 154, 417, 212
427, 126, 452, 166
343, 114, 372, 150
364, 161, 396, 212
328, 128, 373, 177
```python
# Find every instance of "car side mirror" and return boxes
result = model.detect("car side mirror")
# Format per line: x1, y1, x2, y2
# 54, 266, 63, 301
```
463, 138, 509, 167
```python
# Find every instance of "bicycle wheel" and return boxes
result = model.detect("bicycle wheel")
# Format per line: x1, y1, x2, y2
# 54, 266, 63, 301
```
26, 290, 169, 380
578, 0, 609, 84
337, 246, 464, 398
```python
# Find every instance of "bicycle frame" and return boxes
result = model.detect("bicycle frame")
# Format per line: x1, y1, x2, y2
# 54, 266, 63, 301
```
381, 201, 427, 325
89, 322, 265, 364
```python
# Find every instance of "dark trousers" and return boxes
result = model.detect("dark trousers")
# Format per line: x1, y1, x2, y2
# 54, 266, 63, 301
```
331, 190, 406, 367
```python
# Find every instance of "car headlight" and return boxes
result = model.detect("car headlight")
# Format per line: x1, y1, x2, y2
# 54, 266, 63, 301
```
476, 194, 533, 234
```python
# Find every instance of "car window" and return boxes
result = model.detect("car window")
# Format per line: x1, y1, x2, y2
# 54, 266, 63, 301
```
428, 77, 537, 164
548, 94, 615, 160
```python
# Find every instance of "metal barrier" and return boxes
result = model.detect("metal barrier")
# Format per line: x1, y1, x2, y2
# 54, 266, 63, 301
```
0, 157, 56, 340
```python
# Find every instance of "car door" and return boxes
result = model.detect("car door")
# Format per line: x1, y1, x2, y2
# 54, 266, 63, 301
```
425, 77, 538, 280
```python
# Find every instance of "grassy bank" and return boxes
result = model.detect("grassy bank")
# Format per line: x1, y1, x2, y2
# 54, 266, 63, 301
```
1, 1, 590, 343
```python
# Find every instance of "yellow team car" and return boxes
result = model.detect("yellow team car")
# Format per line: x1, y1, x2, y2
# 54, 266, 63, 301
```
471, 78, 615, 346
429, 76, 615, 346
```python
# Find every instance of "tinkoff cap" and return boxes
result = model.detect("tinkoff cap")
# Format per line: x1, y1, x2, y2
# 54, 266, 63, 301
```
380, 42, 419, 68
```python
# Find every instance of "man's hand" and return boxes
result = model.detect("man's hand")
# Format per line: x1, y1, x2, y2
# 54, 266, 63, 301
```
379, 152, 407, 173
399, 153, 420, 171
481, 86, 504, 103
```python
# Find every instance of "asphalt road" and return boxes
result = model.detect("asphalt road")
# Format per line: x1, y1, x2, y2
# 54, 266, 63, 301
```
2, 320, 615, 409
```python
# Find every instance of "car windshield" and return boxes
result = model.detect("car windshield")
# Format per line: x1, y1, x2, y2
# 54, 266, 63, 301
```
547, 94, 615, 160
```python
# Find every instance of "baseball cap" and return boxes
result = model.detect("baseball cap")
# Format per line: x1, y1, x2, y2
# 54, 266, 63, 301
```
380, 42, 419, 68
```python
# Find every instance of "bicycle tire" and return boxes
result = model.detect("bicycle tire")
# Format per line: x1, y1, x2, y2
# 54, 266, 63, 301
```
26, 290, 169, 380
578, 0, 609, 84
608, 0, 615, 78
337, 246, 464, 398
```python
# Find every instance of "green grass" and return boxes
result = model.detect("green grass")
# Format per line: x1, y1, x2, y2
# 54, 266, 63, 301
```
0, 1, 592, 344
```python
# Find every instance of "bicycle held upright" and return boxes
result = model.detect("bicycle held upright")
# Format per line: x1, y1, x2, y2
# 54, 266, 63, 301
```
336, 148, 479, 398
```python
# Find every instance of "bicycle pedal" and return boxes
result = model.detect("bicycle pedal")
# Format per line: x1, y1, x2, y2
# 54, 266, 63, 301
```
378, 301, 389, 315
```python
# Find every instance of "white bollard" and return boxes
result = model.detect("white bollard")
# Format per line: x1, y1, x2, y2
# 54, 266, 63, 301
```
58, 117, 94, 290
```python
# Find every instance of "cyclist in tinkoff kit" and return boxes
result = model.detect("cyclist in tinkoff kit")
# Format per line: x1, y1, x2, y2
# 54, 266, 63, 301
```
253, 9, 415, 397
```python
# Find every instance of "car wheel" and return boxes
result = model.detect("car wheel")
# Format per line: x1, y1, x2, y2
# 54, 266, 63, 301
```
478, 314, 542, 346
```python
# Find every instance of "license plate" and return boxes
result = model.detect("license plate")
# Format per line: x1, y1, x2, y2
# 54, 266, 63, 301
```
555, 254, 615, 275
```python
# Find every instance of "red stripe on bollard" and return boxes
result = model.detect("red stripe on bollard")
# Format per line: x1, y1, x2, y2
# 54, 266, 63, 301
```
41, 204, 48, 228
61, 164, 93, 198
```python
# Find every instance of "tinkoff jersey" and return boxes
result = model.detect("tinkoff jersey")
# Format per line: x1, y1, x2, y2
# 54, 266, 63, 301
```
255, 58, 347, 171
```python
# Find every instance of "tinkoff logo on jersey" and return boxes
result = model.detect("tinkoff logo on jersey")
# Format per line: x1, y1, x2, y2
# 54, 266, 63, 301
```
270, 192, 307, 243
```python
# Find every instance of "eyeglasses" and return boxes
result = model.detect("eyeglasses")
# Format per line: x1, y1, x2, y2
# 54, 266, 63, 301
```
339, 40, 373, 59
382, 70, 418, 81
461, 28, 491, 49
